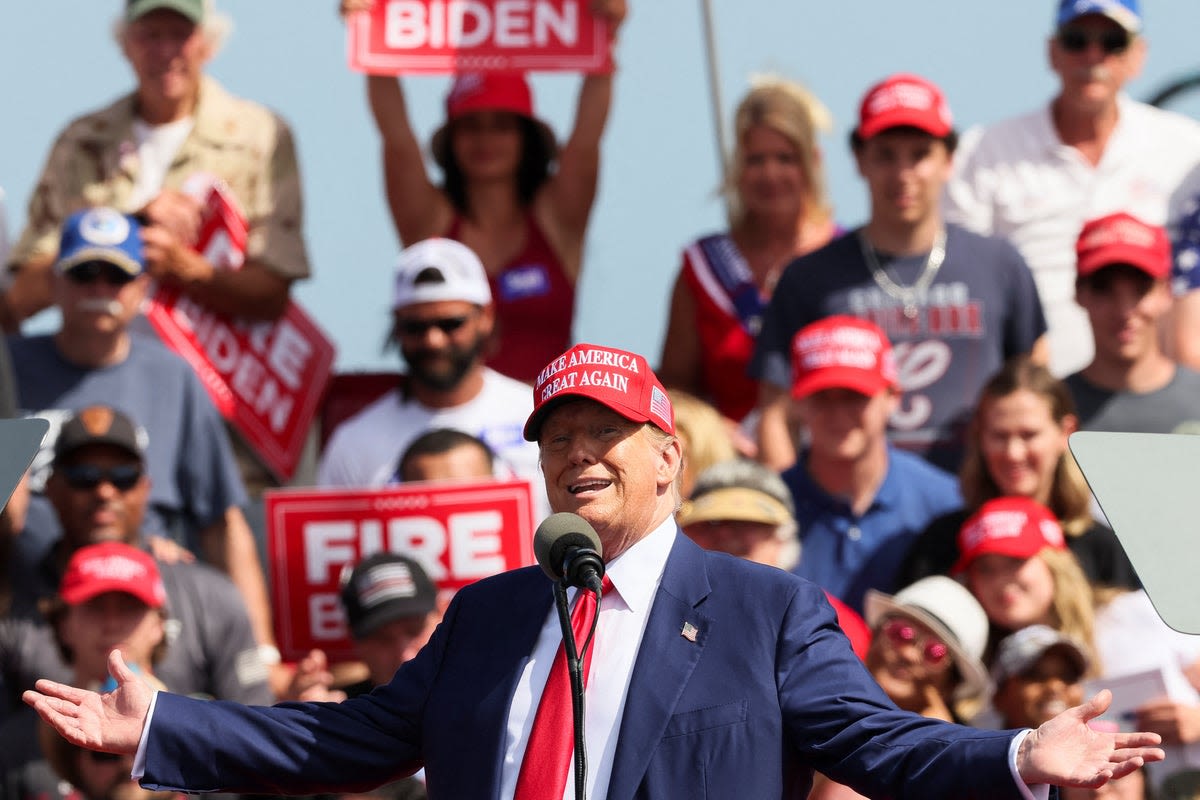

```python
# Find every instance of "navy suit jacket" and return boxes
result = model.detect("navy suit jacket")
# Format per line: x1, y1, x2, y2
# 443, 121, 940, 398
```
142, 532, 1025, 799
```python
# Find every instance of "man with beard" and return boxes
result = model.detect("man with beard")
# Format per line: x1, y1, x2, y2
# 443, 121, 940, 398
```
316, 238, 540, 494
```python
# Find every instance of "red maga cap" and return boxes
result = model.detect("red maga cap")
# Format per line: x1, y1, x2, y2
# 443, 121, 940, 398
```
60, 541, 166, 609
431, 72, 556, 168
524, 343, 674, 441
953, 497, 1066, 574
856, 73, 953, 140
1075, 212, 1171, 280
790, 316, 899, 400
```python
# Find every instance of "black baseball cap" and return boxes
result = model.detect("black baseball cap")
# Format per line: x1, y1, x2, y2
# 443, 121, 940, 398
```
340, 553, 437, 639
54, 406, 146, 465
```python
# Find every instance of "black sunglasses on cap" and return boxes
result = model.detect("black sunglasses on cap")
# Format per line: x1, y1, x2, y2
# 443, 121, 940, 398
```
1056, 26, 1132, 55
61, 463, 144, 491
64, 261, 138, 287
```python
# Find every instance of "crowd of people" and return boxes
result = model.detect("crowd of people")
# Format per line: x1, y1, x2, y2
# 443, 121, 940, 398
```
3, 0, 1200, 798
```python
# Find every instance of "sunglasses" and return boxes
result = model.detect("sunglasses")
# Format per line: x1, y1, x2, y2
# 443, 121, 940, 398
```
65, 261, 137, 287
395, 315, 471, 338
881, 618, 950, 667
1056, 27, 1132, 55
61, 463, 144, 492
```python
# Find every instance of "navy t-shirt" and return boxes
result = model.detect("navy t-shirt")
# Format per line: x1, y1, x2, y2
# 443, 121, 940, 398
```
751, 224, 1046, 472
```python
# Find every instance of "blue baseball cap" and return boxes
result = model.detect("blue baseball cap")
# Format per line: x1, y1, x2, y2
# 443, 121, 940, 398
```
1056, 0, 1141, 32
55, 208, 145, 278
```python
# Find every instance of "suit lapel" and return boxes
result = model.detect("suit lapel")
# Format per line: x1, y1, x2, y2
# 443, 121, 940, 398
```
605, 533, 712, 800
435, 568, 553, 799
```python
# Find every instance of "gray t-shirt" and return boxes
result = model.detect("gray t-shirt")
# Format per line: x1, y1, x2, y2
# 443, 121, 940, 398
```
1065, 366, 1200, 434
8, 333, 248, 549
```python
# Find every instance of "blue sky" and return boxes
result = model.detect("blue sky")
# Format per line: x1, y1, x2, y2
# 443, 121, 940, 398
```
4, 1, 1200, 371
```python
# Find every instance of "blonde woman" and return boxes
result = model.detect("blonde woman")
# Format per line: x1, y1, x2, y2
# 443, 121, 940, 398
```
899, 356, 1138, 590
953, 496, 1096, 663
659, 77, 837, 425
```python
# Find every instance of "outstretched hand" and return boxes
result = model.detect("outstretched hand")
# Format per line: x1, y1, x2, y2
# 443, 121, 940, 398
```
23, 650, 154, 756
1016, 690, 1164, 789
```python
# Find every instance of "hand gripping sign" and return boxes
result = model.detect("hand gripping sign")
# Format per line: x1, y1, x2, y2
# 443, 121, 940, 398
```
348, 0, 613, 74
144, 181, 335, 482
266, 478, 535, 661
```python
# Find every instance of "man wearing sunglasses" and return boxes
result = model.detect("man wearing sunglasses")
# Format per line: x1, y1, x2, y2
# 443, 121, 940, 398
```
5, 207, 280, 686
945, 0, 1200, 378
317, 238, 542, 510
3, 405, 273, 709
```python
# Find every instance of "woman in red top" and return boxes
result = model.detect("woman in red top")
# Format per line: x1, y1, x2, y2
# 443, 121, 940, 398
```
659, 77, 837, 426
341, 0, 625, 383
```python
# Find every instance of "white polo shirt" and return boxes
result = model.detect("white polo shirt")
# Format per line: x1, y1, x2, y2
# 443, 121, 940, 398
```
944, 94, 1200, 376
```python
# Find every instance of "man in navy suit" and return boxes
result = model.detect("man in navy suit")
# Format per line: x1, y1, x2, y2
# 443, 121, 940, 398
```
26, 342, 1161, 799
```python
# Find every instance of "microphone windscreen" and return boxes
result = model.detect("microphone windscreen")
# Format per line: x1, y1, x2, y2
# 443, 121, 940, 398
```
533, 512, 603, 581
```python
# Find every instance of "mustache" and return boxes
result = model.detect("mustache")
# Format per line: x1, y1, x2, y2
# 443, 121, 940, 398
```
75, 298, 124, 316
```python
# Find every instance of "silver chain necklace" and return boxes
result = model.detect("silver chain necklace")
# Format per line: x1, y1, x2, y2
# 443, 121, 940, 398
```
857, 228, 947, 319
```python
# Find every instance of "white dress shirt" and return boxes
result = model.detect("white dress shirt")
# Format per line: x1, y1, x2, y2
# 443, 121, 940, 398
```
499, 515, 676, 800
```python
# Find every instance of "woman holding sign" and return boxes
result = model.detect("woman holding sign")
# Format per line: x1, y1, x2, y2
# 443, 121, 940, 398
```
342, 0, 626, 384
657, 77, 838, 432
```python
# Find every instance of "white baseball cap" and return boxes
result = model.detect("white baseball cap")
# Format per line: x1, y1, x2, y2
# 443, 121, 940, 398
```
392, 238, 492, 310
864, 575, 991, 701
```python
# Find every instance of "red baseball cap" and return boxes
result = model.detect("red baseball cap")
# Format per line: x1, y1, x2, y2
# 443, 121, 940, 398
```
856, 73, 954, 140
524, 343, 675, 441
60, 542, 166, 609
431, 72, 557, 168
790, 316, 899, 400
1075, 212, 1171, 280
953, 497, 1066, 574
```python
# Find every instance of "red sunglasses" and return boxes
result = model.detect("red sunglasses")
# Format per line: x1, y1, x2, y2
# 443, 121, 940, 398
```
881, 618, 950, 667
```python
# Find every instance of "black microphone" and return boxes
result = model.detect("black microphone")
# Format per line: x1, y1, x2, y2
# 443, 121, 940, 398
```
534, 512, 605, 593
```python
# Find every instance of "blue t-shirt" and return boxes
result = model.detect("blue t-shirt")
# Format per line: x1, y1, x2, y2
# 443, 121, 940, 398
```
783, 446, 962, 614
751, 224, 1046, 472
8, 333, 248, 548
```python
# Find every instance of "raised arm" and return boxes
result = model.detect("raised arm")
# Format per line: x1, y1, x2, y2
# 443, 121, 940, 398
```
371, 74, 452, 244
342, 0, 451, 244
536, 0, 627, 281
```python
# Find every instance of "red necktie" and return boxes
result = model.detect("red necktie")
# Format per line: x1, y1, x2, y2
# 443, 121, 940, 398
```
513, 576, 613, 800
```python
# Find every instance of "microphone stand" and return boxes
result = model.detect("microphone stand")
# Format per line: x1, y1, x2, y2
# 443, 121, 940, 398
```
553, 579, 601, 800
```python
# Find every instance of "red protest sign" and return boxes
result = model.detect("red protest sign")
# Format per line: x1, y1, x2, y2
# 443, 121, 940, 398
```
144, 183, 335, 482
266, 479, 536, 661
348, 0, 612, 75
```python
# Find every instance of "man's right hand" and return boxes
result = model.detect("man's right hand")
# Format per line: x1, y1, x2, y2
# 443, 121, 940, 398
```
23, 649, 153, 756
138, 190, 203, 246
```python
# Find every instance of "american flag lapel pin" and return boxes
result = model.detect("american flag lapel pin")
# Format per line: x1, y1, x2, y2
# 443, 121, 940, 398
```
680, 622, 699, 643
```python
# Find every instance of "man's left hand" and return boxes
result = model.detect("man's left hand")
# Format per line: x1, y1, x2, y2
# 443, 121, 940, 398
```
1016, 690, 1164, 788
141, 225, 215, 286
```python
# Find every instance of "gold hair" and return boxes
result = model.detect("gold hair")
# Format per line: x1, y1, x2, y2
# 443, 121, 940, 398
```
721, 76, 833, 231
1039, 547, 1097, 665
668, 389, 737, 499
